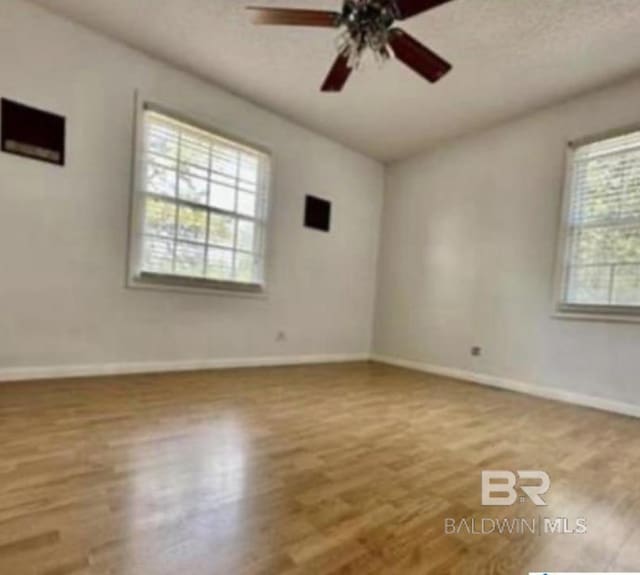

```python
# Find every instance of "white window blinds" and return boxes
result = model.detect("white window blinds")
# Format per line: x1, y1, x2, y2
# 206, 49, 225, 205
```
562, 129, 640, 307
135, 108, 270, 289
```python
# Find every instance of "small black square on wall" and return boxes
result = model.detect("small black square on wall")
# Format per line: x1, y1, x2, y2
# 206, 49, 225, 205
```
304, 195, 331, 232
1, 99, 66, 166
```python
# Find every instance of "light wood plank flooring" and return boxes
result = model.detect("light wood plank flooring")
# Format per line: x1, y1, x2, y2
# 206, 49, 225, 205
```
0, 362, 639, 574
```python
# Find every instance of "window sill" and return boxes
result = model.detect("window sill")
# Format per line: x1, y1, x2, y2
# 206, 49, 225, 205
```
127, 272, 267, 298
552, 305, 640, 324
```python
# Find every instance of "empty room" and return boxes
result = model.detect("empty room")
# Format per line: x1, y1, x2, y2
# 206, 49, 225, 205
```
2, 0, 640, 573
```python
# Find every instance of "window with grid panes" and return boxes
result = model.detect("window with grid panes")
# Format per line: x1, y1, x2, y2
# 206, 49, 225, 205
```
132, 107, 270, 291
557, 128, 640, 313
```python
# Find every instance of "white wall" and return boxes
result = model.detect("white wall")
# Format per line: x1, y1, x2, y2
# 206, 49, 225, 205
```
0, 0, 383, 375
4, 1, 639, 405
375, 74, 640, 407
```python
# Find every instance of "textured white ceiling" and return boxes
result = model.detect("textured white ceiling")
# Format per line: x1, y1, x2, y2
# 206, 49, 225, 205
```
29, 0, 640, 161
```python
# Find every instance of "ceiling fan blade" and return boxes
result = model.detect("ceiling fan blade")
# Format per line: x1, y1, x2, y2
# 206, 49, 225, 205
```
388, 28, 451, 83
247, 7, 341, 27
321, 52, 352, 92
392, 0, 454, 20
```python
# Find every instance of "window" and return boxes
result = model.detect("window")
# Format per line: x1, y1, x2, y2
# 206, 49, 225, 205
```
129, 105, 270, 292
556, 128, 640, 314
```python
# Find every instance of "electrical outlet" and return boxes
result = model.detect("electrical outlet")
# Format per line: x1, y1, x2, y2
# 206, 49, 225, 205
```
471, 346, 482, 357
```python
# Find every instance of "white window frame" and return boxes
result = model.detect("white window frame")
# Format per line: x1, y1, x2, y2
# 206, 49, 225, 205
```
127, 98, 272, 296
553, 124, 640, 322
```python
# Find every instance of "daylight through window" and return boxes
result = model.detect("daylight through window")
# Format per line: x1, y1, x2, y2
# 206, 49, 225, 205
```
133, 108, 270, 290
560, 129, 640, 309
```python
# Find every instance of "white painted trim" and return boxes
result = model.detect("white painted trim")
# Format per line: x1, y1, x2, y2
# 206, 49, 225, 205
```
0, 353, 369, 383
372, 354, 640, 419
6, 352, 638, 421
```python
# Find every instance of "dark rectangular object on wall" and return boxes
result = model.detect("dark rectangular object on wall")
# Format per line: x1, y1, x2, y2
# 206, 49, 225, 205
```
304, 195, 332, 232
1, 99, 65, 166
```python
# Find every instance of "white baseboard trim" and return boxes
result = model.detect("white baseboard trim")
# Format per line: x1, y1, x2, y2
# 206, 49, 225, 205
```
0, 353, 370, 383
372, 354, 640, 419
6, 352, 638, 420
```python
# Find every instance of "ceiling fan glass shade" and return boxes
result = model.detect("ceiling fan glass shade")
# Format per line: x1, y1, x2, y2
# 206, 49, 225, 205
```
321, 52, 353, 92
247, 7, 341, 27
392, 0, 454, 20
388, 28, 451, 82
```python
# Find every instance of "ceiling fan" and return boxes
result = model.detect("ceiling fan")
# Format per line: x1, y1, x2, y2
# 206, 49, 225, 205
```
247, 0, 454, 92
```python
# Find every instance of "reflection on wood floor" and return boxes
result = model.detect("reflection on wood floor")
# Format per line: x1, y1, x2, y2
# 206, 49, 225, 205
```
0, 361, 639, 574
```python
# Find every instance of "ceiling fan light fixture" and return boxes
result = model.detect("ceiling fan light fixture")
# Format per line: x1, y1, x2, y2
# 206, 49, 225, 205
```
335, 29, 390, 70
247, 0, 454, 91
336, 0, 395, 69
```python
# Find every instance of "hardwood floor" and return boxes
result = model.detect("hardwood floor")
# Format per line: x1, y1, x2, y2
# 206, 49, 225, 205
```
0, 361, 639, 574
